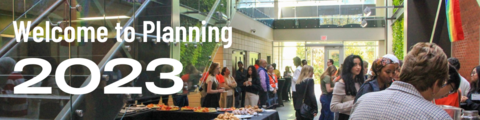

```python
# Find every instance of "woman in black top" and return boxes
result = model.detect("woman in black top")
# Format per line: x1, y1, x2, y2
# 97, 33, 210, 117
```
242, 65, 262, 106
294, 65, 318, 120
462, 66, 480, 110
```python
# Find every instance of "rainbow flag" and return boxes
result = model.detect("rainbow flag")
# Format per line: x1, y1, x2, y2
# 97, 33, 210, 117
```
445, 0, 465, 42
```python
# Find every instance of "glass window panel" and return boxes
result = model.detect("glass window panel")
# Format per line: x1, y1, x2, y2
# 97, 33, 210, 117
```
344, 41, 378, 46
329, 50, 340, 68
309, 47, 324, 83
296, 6, 317, 17
281, 7, 296, 18
344, 46, 378, 69
318, 5, 340, 16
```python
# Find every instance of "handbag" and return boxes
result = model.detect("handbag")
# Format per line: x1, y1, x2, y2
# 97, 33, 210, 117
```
300, 78, 315, 119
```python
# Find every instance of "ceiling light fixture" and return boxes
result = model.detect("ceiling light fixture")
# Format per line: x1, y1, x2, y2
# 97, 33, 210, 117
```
361, 19, 368, 28
363, 7, 372, 17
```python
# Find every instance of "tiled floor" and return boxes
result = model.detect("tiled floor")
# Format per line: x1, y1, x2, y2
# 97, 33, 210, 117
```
276, 84, 322, 120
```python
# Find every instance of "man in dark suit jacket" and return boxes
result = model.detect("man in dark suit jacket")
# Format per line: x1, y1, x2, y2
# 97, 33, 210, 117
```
235, 61, 247, 108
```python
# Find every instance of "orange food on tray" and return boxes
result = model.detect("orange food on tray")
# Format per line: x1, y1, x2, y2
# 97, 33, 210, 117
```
147, 104, 153, 108
157, 104, 167, 108
157, 106, 179, 111
181, 106, 195, 110
194, 107, 217, 112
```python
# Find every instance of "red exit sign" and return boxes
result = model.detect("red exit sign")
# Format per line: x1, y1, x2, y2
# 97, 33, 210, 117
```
321, 35, 327, 40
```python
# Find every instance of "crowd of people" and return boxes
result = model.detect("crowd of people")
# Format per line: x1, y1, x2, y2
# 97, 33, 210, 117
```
198, 59, 282, 109
290, 42, 480, 120
163, 42, 480, 120
2, 42, 480, 120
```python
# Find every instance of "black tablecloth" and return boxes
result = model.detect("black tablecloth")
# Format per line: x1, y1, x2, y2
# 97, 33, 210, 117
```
116, 109, 280, 120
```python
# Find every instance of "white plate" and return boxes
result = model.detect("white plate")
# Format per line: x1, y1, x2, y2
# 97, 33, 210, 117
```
119, 109, 135, 113
129, 107, 147, 110
235, 115, 254, 119
264, 109, 276, 112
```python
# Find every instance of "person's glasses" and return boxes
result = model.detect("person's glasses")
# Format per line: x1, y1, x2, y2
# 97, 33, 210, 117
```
449, 84, 456, 94
472, 71, 477, 76
442, 81, 457, 94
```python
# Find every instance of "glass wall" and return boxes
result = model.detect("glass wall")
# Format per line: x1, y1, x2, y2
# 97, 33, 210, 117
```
0, 0, 151, 119
273, 42, 304, 76
273, 41, 378, 84
344, 41, 378, 69
237, 0, 384, 28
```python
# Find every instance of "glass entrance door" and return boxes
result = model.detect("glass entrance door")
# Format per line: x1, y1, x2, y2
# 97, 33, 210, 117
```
307, 47, 325, 81
306, 46, 343, 82
324, 46, 343, 70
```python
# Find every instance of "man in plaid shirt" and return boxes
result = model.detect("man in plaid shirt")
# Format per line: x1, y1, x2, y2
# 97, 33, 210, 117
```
350, 43, 452, 120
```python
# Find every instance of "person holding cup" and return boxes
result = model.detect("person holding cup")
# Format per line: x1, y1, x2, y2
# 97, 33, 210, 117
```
202, 62, 225, 108
243, 65, 262, 106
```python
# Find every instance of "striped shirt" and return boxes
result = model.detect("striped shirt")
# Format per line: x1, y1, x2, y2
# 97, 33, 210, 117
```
350, 81, 452, 120
1, 73, 28, 117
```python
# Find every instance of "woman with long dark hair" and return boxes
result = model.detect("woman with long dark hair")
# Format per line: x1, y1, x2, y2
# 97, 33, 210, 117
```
354, 56, 399, 103
243, 65, 262, 106
330, 55, 364, 120
469, 66, 480, 94
202, 63, 225, 107
463, 66, 480, 111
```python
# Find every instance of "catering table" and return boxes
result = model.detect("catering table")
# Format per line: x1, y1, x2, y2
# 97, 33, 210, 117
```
116, 109, 280, 120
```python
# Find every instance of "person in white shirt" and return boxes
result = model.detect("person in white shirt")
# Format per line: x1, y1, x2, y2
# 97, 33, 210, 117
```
448, 57, 471, 96
292, 56, 303, 118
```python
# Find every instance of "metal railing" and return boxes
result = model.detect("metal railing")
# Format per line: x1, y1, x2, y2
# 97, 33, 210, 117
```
54, 0, 152, 120
0, 0, 64, 58
0, 0, 46, 34
198, 0, 236, 87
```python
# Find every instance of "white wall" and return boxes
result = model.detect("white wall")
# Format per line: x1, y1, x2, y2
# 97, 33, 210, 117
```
379, 40, 386, 56
386, 0, 394, 54
223, 29, 273, 71
273, 28, 385, 41
231, 12, 274, 41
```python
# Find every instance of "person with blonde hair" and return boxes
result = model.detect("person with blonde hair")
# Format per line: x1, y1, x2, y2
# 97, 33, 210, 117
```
320, 66, 337, 120
294, 65, 318, 120
350, 42, 451, 119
